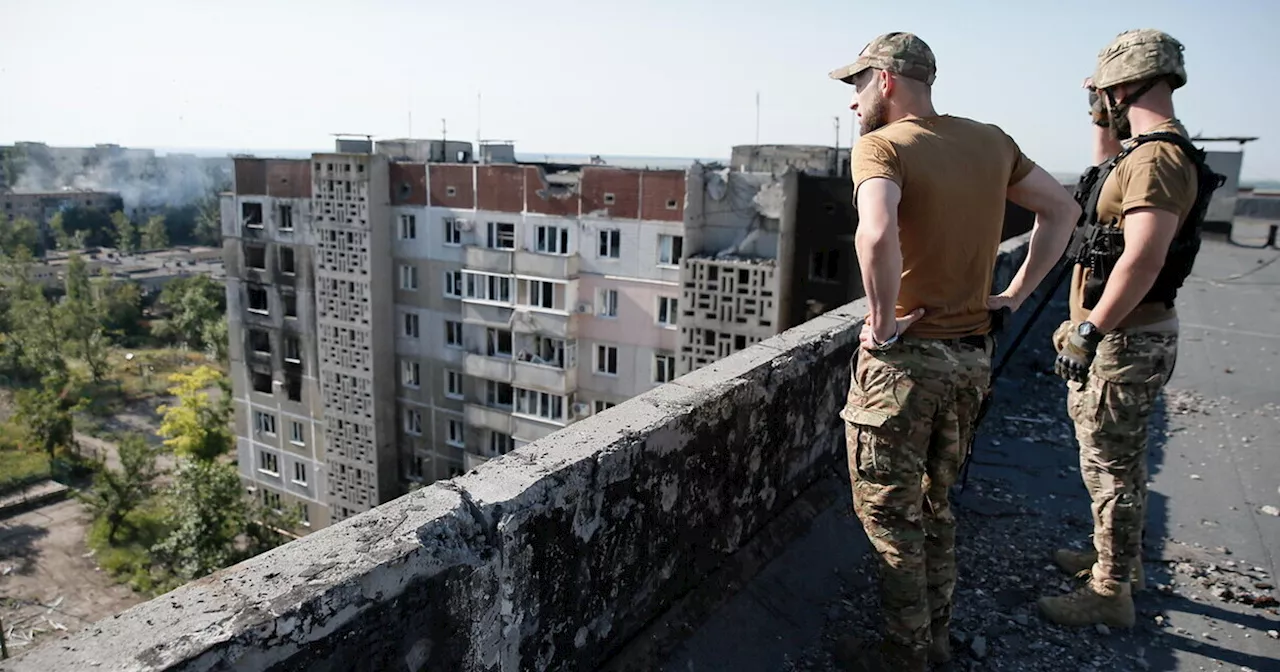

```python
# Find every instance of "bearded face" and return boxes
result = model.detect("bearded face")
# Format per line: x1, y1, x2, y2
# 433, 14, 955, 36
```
859, 87, 891, 135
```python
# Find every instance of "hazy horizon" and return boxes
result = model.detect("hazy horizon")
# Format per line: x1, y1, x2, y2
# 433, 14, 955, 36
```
3, 1, 1276, 182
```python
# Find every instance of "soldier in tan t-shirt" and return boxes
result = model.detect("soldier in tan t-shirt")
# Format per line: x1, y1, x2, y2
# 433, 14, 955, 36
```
828, 31, 1081, 671
1039, 29, 1207, 632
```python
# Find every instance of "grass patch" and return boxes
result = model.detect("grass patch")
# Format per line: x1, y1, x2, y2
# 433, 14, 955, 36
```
0, 444, 50, 496
85, 498, 174, 595
0, 422, 51, 496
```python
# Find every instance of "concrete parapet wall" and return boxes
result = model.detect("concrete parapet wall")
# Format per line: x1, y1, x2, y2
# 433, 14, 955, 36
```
2, 234, 1033, 672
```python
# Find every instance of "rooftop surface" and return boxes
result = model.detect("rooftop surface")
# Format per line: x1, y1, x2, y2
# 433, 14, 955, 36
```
650, 224, 1280, 672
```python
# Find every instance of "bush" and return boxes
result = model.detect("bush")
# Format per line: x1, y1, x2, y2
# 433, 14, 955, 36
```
86, 498, 173, 595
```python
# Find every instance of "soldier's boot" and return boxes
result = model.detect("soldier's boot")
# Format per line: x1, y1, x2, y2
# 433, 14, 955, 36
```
1036, 579, 1135, 629
927, 622, 951, 665
1053, 548, 1146, 592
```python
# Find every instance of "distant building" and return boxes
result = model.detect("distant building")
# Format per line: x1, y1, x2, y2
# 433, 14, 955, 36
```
217, 139, 877, 532
1, 189, 123, 225
9, 246, 224, 291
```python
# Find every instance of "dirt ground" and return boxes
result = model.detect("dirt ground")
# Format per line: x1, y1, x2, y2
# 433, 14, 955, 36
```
0, 499, 145, 655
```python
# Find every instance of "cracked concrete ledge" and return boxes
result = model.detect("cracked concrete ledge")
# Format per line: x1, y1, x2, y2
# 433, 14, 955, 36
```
2, 234, 1032, 672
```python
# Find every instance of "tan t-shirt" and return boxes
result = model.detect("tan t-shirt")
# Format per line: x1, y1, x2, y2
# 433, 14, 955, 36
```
852, 115, 1035, 339
1069, 119, 1198, 328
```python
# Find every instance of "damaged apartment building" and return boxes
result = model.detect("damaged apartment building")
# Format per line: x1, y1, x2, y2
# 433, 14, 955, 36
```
220, 140, 867, 531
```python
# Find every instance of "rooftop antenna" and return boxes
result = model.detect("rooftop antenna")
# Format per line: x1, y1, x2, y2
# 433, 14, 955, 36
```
441, 118, 448, 161
477, 91, 482, 163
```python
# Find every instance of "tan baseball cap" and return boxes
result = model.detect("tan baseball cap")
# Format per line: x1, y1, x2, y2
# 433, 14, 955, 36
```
829, 32, 937, 86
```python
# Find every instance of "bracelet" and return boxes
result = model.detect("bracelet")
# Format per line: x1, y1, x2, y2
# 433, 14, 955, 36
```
870, 323, 900, 350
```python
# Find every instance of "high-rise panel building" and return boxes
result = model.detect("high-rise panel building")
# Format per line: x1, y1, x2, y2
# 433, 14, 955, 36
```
223, 140, 861, 531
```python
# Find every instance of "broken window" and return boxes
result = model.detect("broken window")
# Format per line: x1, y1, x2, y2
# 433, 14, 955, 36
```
279, 204, 294, 231
284, 335, 301, 362
809, 250, 840, 282
285, 372, 302, 402
283, 292, 298, 318
252, 370, 273, 394
245, 244, 266, 270
247, 286, 269, 313
249, 329, 271, 355
279, 246, 296, 275
486, 222, 515, 250
242, 202, 264, 229
486, 328, 513, 358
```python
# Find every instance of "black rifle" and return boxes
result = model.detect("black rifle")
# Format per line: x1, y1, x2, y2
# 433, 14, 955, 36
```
958, 258, 1074, 492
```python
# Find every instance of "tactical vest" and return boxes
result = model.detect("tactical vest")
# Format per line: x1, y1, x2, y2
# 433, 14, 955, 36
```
1069, 132, 1226, 310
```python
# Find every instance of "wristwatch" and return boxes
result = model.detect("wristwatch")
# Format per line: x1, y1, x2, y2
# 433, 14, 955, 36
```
1077, 321, 1104, 344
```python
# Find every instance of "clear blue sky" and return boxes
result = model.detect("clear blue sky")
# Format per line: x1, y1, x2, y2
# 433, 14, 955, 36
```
1, 0, 1275, 179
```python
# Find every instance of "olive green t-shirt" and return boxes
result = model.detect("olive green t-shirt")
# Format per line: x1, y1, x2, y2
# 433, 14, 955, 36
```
1070, 119, 1198, 328
852, 115, 1035, 339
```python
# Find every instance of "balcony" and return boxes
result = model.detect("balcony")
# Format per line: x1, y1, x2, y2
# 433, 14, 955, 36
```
513, 360, 575, 395
29, 231, 1260, 672
510, 309, 577, 339
514, 250, 578, 279
462, 352, 513, 383
463, 403, 513, 435
460, 301, 512, 328
462, 245, 513, 274
463, 452, 491, 472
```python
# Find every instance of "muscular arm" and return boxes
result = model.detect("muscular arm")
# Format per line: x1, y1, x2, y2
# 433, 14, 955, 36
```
999, 165, 1082, 308
1091, 125, 1123, 165
1084, 207, 1179, 331
854, 177, 903, 342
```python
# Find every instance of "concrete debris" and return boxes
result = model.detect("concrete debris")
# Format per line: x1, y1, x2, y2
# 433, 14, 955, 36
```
781, 307, 1280, 672
1260, 505, 1280, 517
970, 635, 988, 659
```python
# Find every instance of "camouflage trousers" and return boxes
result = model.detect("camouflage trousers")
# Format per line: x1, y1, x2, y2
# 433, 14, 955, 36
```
841, 336, 992, 662
1053, 321, 1178, 586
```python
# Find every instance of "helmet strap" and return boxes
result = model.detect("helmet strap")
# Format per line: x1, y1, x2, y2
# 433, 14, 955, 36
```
1104, 79, 1161, 140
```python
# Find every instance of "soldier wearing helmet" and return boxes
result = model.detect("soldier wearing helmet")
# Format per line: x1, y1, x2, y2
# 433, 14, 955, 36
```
1038, 29, 1223, 629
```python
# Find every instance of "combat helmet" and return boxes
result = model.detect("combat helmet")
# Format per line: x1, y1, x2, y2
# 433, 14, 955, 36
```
1093, 29, 1186, 91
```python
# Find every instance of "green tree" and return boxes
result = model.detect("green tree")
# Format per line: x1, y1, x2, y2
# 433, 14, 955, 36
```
156, 274, 225, 350
80, 434, 159, 543
13, 381, 79, 462
0, 146, 26, 190
0, 213, 40, 257
111, 211, 136, 254
202, 314, 228, 362
58, 254, 111, 381
156, 366, 231, 461
49, 211, 74, 250
95, 274, 143, 344
2, 248, 68, 383
150, 459, 246, 584
141, 215, 169, 251
62, 206, 116, 248
193, 197, 222, 246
